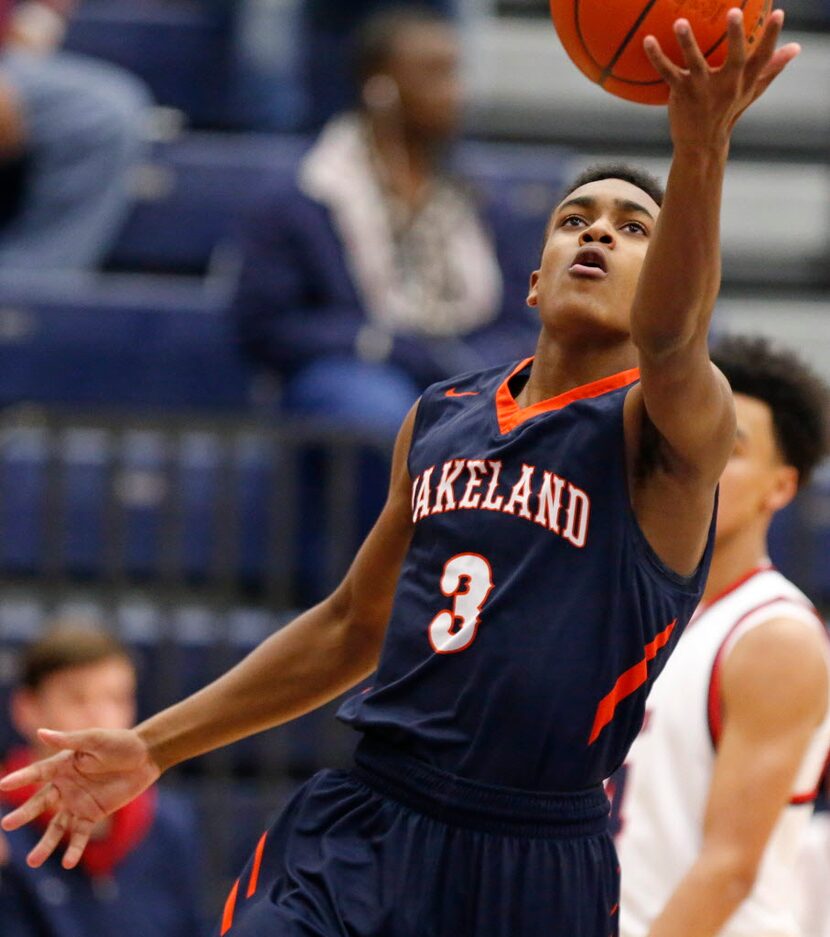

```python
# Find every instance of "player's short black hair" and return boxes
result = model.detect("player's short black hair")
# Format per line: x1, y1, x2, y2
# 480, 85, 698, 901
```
540, 163, 664, 254
711, 334, 830, 488
560, 163, 665, 208
352, 5, 454, 87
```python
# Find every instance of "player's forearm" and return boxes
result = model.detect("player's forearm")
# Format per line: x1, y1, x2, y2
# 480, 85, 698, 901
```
136, 600, 381, 773
646, 852, 755, 937
631, 143, 728, 360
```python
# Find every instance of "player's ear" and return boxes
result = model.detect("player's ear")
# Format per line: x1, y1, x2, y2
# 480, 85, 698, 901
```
527, 271, 540, 308
766, 464, 798, 514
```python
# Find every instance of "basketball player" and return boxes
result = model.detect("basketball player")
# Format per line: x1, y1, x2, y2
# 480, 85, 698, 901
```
611, 335, 830, 937
0, 12, 801, 937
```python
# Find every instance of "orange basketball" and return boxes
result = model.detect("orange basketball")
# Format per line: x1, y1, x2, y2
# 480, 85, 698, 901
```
549, 0, 772, 104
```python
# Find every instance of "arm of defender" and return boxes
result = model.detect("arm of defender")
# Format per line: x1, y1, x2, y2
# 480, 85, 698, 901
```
0, 402, 420, 869
646, 617, 828, 937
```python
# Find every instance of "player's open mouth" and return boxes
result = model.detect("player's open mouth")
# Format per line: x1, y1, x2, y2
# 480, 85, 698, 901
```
569, 247, 608, 279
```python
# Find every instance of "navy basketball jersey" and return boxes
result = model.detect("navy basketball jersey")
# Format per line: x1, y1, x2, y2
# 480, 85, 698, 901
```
339, 357, 716, 792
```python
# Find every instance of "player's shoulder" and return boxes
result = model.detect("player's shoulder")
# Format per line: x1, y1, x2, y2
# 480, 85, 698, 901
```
737, 567, 821, 626
723, 568, 827, 679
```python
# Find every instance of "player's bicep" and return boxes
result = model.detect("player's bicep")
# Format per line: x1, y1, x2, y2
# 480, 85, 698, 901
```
700, 620, 827, 875
328, 402, 419, 640
636, 340, 736, 483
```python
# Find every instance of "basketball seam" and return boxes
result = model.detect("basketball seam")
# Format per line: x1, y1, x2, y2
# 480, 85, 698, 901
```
597, 0, 662, 85
586, 0, 763, 89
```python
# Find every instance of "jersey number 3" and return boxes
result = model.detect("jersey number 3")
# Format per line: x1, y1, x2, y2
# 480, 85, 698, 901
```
428, 553, 494, 654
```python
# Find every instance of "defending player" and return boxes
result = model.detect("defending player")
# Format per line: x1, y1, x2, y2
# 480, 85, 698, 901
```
611, 335, 830, 937
0, 12, 801, 937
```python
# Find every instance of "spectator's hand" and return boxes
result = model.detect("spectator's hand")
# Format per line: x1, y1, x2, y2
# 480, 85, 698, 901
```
0, 727, 160, 869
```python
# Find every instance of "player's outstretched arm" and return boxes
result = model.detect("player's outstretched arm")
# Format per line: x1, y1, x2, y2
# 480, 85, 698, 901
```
0, 403, 420, 870
626, 10, 799, 572
646, 617, 828, 937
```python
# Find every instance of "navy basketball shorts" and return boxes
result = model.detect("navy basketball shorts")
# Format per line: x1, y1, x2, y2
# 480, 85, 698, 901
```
215, 739, 619, 937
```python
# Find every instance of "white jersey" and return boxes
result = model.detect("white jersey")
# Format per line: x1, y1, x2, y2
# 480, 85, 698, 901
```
614, 565, 830, 937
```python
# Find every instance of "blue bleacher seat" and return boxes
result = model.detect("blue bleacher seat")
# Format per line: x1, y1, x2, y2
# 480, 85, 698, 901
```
63, 429, 110, 577
65, 0, 306, 130
0, 428, 49, 575
0, 275, 252, 410
110, 135, 310, 273
107, 135, 572, 276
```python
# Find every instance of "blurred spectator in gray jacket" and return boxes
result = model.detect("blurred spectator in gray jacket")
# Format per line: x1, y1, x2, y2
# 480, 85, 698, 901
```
0, 0, 151, 270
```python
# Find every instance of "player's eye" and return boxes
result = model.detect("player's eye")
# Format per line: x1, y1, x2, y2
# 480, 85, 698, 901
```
621, 221, 647, 235
560, 215, 586, 228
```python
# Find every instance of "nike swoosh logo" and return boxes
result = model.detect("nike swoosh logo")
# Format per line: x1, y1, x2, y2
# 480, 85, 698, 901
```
445, 388, 480, 398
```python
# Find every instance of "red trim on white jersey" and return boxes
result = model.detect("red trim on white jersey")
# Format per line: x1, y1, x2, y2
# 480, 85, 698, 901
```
705, 582, 826, 805
691, 563, 774, 626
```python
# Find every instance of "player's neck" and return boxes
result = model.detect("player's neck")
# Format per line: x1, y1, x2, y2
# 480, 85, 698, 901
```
702, 523, 772, 605
518, 335, 637, 408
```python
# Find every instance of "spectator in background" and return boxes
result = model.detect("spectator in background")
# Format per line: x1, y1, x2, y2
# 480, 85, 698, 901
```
304, 0, 454, 127
0, 625, 203, 937
232, 5, 537, 436
0, 1, 151, 270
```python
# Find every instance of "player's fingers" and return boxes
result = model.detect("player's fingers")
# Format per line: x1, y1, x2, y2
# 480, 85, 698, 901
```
744, 11, 788, 83
724, 7, 747, 70
643, 35, 682, 85
61, 818, 94, 870
26, 811, 70, 868
0, 749, 70, 792
0, 783, 60, 831
673, 19, 707, 74
38, 727, 102, 753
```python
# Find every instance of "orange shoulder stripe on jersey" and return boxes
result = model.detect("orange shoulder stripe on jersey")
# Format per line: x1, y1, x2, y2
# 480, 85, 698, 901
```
220, 879, 240, 936
495, 357, 640, 435
588, 619, 677, 745
246, 831, 268, 898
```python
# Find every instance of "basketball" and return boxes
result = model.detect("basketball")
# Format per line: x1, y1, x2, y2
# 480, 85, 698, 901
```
549, 0, 773, 104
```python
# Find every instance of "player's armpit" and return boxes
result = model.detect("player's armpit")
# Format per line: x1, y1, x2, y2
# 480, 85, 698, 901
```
632, 338, 736, 486
623, 358, 733, 576
646, 617, 828, 937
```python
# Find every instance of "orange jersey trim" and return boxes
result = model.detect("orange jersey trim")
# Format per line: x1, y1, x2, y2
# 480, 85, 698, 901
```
220, 879, 240, 936
246, 831, 268, 898
588, 619, 677, 745
495, 358, 640, 434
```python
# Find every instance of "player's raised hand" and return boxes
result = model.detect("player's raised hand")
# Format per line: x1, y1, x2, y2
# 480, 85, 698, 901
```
0, 727, 160, 869
644, 8, 800, 147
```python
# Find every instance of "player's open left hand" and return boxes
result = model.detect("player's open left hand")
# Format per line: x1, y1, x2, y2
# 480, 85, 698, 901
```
644, 8, 800, 148
0, 727, 160, 870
